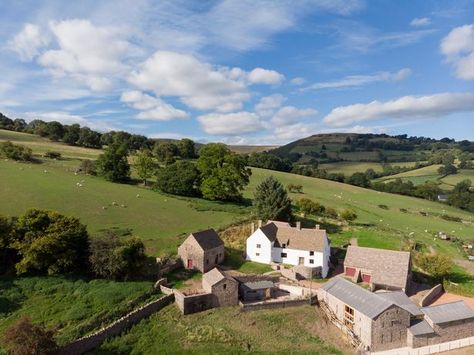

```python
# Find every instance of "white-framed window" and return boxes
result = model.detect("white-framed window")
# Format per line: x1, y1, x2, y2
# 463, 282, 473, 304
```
256, 253, 260, 256
256, 244, 261, 248
309, 259, 314, 264
309, 251, 314, 256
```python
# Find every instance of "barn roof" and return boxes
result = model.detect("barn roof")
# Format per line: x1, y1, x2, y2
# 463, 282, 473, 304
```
344, 246, 411, 289
320, 277, 394, 319
408, 320, 435, 336
376, 291, 423, 317
260, 220, 327, 252
241, 280, 274, 291
421, 301, 474, 324
189, 229, 224, 250
203, 268, 226, 286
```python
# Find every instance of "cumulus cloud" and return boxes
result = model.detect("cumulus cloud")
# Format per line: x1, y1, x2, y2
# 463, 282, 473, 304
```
290, 77, 306, 85
255, 94, 287, 116
273, 122, 319, 141
38, 19, 130, 91
323, 92, 474, 127
272, 106, 318, 126
441, 24, 474, 80
197, 112, 263, 135
121, 90, 188, 121
8, 23, 49, 61
304, 68, 411, 91
247, 68, 284, 84
410, 17, 431, 27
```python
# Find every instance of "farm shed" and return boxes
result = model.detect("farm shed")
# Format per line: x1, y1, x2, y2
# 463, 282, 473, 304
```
178, 229, 224, 273
239, 280, 276, 302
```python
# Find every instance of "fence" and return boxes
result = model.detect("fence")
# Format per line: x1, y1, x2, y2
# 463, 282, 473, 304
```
59, 294, 174, 355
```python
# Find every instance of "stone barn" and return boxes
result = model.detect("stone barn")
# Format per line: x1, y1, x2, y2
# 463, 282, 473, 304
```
178, 229, 225, 273
343, 246, 411, 291
202, 268, 238, 307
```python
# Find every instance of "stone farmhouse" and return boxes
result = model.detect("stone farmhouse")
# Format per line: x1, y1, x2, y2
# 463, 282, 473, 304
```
344, 245, 411, 291
246, 220, 331, 278
317, 277, 474, 352
178, 229, 224, 273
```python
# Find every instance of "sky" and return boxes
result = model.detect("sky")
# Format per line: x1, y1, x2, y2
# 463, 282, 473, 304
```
1, 0, 474, 145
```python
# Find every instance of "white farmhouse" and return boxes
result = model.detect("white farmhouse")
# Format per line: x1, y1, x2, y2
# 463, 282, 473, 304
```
246, 220, 330, 278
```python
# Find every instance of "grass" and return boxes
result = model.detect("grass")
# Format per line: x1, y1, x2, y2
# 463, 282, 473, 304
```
318, 161, 419, 175
95, 304, 349, 354
0, 276, 154, 346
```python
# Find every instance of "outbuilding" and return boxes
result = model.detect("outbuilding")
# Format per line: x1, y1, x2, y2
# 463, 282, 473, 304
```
178, 229, 225, 273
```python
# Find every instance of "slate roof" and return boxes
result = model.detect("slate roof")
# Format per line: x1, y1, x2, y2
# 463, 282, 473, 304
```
421, 301, 474, 324
408, 320, 435, 336
260, 220, 327, 252
203, 268, 226, 286
320, 277, 394, 319
242, 280, 274, 290
190, 229, 224, 250
344, 246, 411, 289
376, 291, 423, 317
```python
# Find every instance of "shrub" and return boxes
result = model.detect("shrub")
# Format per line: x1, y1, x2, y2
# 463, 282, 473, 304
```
0, 141, 33, 161
417, 253, 452, 280
378, 204, 389, 210
340, 209, 357, 222
43, 151, 61, 159
440, 214, 462, 222
295, 198, 325, 216
287, 184, 303, 193
324, 207, 338, 219
79, 159, 96, 175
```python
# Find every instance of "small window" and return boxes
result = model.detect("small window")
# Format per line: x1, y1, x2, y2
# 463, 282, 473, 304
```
281, 252, 287, 258
256, 253, 260, 256
309, 251, 314, 256
282, 243, 286, 248
309, 259, 314, 264
206, 259, 209, 265
256, 244, 261, 248
223, 283, 227, 290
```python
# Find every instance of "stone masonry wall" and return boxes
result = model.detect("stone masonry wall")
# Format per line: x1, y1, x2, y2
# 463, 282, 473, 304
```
371, 306, 411, 352
59, 294, 174, 355
211, 279, 238, 307
174, 290, 215, 315
420, 284, 443, 307
409, 318, 474, 348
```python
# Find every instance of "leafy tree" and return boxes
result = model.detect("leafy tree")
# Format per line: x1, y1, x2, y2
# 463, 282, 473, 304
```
324, 207, 338, 219
448, 179, 474, 211
135, 149, 156, 185
247, 152, 292, 172
340, 209, 357, 222
197, 143, 251, 201
155, 161, 200, 196
62, 124, 81, 145
96, 143, 130, 182
89, 234, 146, 280
346, 172, 370, 188
0, 215, 15, 271
253, 176, 292, 221
45, 121, 64, 141
295, 198, 325, 216
13, 118, 27, 132
25, 119, 47, 136
438, 164, 457, 175
43, 151, 61, 159
0, 141, 33, 161
11, 209, 89, 275
77, 127, 101, 148
154, 142, 179, 164
78, 159, 96, 175
414, 182, 442, 201
177, 138, 196, 159
417, 253, 452, 281
3, 316, 57, 355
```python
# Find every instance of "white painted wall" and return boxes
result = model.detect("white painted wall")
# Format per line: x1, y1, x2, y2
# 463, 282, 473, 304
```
246, 229, 273, 264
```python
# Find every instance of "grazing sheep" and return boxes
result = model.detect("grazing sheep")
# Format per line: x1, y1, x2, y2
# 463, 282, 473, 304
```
74, 172, 78, 176
136, 194, 140, 198
43, 170, 48, 173
112, 201, 118, 206
102, 206, 107, 210
121, 204, 127, 208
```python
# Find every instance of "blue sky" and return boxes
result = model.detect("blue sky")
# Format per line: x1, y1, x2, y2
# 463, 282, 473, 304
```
1, 0, 474, 144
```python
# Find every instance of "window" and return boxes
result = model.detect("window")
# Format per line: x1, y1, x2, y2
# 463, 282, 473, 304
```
223, 283, 227, 290
309, 259, 314, 264
206, 259, 209, 265
344, 305, 354, 330
281, 252, 287, 258
256, 253, 260, 256
256, 244, 261, 248
282, 243, 286, 248
310, 251, 314, 256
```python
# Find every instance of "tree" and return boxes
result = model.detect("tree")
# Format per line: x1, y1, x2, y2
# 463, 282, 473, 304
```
11, 209, 89, 275
89, 234, 146, 280
417, 253, 452, 281
197, 143, 251, 201
438, 164, 457, 175
154, 142, 178, 164
45, 121, 64, 141
295, 198, 325, 216
78, 159, 96, 175
62, 124, 81, 145
155, 161, 200, 196
96, 143, 130, 182
13, 119, 27, 132
0, 215, 15, 271
253, 176, 292, 221
448, 179, 474, 211
177, 138, 196, 159
340, 209, 357, 222
135, 149, 156, 185
77, 127, 101, 148
0, 141, 33, 161
3, 316, 57, 355
287, 184, 303, 193
346, 172, 370, 188
43, 151, 61, 159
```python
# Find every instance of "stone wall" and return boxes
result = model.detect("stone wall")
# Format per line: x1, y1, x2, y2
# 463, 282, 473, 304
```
202, 246, 225, 273
239, 297, 316, 312
59, 294, 174, 355
210, 279, 239, 307
174, 290, 215, 315
371, 305, 411, 352
408, 318, 474, 348
420, 284, 443, 307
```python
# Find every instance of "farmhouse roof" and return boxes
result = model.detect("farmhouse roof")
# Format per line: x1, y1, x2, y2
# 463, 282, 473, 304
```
376, 291, 423, 317
203, 268, 226, 286
421, 301, 474, 324
344, 246, 411, 289
320, 277, 393, 319
260, 220, 327, 252
189, 229, 224, 250
408, 320, 435, 336
242, 280, 274, 291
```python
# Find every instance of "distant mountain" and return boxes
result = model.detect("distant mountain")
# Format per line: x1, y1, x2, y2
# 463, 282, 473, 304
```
269, 133, 474, 164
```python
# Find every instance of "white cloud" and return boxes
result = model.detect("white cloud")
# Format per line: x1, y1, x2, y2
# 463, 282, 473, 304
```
121, 90, 188, 121
410, 17, 431, 27
255, 94, 287, 116
290, 77, 306, 85
441, 24, 474, 80
273, 122, 319, 141
8, 24, 49, 61
323, 92, 474, 127
304, 68, 411, 90
247, 68, 284, 84
38, 19, 130, 91
272, 106, 318, 126
198, 112, 263, 135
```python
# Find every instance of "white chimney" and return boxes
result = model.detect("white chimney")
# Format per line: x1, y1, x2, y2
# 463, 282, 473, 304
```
296, 221, 301, 230
315, 224, 320, 230
258, 220, 262, 228
251, 222, 255, 234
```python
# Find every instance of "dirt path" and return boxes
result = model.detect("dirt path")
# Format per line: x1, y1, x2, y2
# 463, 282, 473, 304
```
350, 238, 358, 246
454, 259, 474, 276
430, 292, 474, 310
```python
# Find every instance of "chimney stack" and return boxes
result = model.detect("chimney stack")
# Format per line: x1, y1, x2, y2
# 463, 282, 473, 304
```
296, 221, 301, 230
258, 220, 262, 228
315, 224, 320, 230
251, 222, 255, 234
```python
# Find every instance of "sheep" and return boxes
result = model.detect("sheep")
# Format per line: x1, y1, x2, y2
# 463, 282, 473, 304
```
121, 204, 127, 208
112, 201, 118, 206
136, 194, 140, 198
43, 170, 48, 173
102, 206, 107, 210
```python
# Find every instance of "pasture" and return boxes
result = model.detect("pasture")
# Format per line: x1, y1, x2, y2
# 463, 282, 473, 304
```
319, 161, 419, 175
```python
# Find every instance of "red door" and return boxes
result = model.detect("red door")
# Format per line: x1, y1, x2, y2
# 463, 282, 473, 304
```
187, 259, 193, 269
345, 267, 356, 277
362, 274, 371, 283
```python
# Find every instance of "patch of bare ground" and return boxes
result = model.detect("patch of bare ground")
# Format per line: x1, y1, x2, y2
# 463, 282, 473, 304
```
454, 259, 474, 275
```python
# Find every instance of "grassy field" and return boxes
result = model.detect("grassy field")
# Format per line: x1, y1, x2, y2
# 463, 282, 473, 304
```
0, 276, 155, 346
319, 161, 419, 175
95, 304, 350, 354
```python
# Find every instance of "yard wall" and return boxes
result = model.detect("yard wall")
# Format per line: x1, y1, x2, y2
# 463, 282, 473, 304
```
59, 294, 174, 355
408, 318, 474, 348
174, 290, 215, 315
420, 284, 443, 307
278, 283, 313, 297
239, 296, 316, 312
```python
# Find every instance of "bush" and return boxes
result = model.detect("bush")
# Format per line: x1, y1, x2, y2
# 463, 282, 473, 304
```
79, 159, 96, 175
324, 207, 338, 219
295, 198, 325, 216
287, 184, 303, 193
0, 141, 33, 161
340, 209, 357, 222
378, 204, 389, 210
416, 253, 452, 280
43, 151, 61, 159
